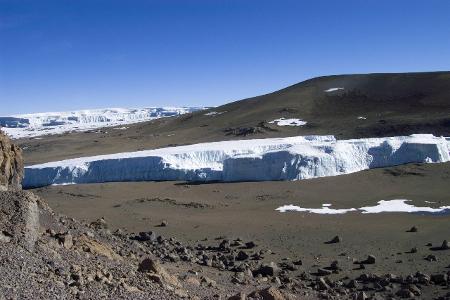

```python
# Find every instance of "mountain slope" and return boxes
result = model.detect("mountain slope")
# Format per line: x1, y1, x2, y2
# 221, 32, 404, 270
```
16, 71, 450, 164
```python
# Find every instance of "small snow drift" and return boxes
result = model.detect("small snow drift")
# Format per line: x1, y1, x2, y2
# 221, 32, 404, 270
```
324, 87, 345, 93
0, 107, 205, 139
276, 204, 356, 214
204, 111, 226, 116
23, 134, 450, 188
359, 199, 450, 214
276, 199, 450, 215
269, 118, 307, 126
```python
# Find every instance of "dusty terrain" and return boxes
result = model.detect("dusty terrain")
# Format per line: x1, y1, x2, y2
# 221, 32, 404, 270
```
34, 162, 450, 299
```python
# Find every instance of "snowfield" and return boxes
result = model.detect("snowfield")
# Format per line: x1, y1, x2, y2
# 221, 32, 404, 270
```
23, 134, 450, 188
269, 118, 307, 126
0, 107, 205, 139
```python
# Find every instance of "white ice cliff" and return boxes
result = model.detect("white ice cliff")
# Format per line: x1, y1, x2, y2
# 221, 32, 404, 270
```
23, 134, 450, 188
0, 107, 205, 139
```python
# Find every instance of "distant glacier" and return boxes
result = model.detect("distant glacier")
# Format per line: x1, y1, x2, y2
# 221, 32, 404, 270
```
0, 107, 205, 139
23, 134, 450, 188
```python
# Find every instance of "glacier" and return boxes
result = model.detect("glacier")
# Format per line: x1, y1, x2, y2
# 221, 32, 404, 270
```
23, 134, 450, 189
0, 107, 205, 139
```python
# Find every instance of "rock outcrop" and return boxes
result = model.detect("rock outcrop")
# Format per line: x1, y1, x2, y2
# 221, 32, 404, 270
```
0, 130, 23, 191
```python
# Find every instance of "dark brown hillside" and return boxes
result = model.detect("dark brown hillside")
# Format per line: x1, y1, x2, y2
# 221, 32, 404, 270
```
16, 71, 450, 164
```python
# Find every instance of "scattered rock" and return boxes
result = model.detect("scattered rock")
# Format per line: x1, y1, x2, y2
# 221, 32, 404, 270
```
407, 226, 418, 232
317, 268, 332, 276
317, 277, 330, 290
326, 235, 341, 244
253, 262, 280, 277
362, 255, 376, 264
236, 251, 249, 261
90, 217, 108, 230
137, 231, 157, 242
245, 241, 256, 249
138, 258, 181, 287
431, 273, 448, 284
248, 287, 286, 300
425, 254, 437, 262
56, 232, 73, 249
354, 291, 367, 300
77, 235, 122, 260
200, 276, 216, 287
396, 288, 414, 298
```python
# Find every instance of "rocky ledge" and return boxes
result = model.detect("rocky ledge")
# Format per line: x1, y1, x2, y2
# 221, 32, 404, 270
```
0, 130, 23, 191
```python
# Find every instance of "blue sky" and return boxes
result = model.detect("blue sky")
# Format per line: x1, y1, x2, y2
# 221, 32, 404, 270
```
1, 0, 449, 115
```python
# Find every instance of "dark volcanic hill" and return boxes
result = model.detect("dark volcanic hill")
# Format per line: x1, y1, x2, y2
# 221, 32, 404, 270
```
17, 71, 450, 164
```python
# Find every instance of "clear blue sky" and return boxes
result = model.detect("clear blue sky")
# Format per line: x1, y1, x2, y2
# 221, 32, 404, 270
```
1, 0, 449, 115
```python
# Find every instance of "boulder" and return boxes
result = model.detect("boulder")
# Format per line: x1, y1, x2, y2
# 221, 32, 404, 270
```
0, 191, 39, 251
248, 287, 285, 300
253, 262, 280, 277
138, 258, 181, 288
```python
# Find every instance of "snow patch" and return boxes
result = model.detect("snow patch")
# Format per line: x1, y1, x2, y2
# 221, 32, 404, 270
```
276, 204, 356, 214
357, 116, 367, 120
204, 111, 226, 116
23, 134, 450, 188
360, 199, 450, 214
269, 118, 307, 127
1, 107, 205, 139
276, 199, 450, 215
324, 87, 345, 93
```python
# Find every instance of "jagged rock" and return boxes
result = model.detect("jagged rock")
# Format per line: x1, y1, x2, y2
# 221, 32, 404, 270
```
0, 131, 23, 191
431, 273, 448, 284
253, 262, 280, 277
362, 255, 376, 264
76, 235, 122, 260
236, 251, 249, 261
408, 284, 421, 296
183, 276, 201, 286
200, 276, 216, 287
317, 277, 330, 290
56, 232, 73, 249
0, 191, 39, 251
330, 260, 340, 271
0, 231, 11, 243
317, 268, 332, 276
440, 240, 449, 250
89, 217, 108, 230
137, 231, 157, 242
425, 254, 437, 262
354, 291, 367, 300
396, 289, 414, 298
327, 235, 341, 244
138, 258, 181, 288
219, 239, 231, 250
245, 241, 256, 249
228, 292, 246, 300
407, 226, 418, 232
248, 287, 285, 300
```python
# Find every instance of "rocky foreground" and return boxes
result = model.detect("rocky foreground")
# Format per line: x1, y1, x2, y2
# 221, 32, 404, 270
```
1, 130, 450, 299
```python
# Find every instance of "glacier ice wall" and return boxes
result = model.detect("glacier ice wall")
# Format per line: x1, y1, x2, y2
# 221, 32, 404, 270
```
1, 107, 205, 139
23, 134, 450, 188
